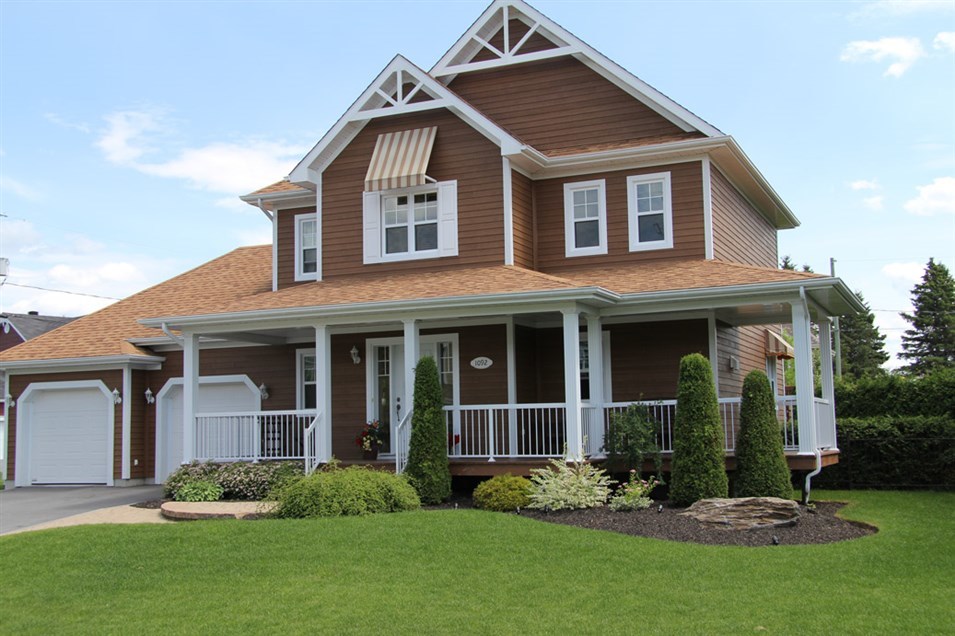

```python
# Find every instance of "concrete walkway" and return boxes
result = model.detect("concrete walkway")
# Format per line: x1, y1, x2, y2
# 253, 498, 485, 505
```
0, 485, 164, 535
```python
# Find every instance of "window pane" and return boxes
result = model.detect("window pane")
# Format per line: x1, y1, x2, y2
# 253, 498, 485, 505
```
573, 190, 586, 206
585, 188, 598, 204
415, 223, 437, 251
637, 197, 651, 213
637, 183, 650, 198
650, 181, 663, 197
301, 219, 317, 248
386, 226, 408, 253
650, 195, 663, 211
397, 196, 407, 206
303, 390, 317, 410
303, 248, 318, 273
638, 213, 665, 242
575, 219, 599, 248
383, 197, 397, 212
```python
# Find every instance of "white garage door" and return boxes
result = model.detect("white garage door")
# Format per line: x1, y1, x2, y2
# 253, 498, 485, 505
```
158, 379, 260, 482
30, 387, 110, 484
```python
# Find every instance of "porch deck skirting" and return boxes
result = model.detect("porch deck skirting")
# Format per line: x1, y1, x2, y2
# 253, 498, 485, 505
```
190, 397, 835, 468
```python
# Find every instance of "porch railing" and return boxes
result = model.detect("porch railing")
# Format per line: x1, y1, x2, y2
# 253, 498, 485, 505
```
304, 413, 322, 475
814, 398, 837, 449
394, 409, 413, 474
445, 403, 567, 461
194, 410, 316, 462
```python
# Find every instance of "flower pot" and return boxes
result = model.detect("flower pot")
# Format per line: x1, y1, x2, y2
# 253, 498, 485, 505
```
362, 444, 380, 461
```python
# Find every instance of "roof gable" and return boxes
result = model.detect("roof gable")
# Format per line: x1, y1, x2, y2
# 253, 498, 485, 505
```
431, 0, 722, 138
288, 55, 522, 186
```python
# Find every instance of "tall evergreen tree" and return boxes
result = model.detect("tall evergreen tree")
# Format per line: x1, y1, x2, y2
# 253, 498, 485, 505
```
900, 259, 955, 376
404, 356, 452, 503
840, 292, 888, 379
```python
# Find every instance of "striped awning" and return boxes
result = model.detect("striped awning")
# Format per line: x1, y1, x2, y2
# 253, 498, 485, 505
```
766, 329, 795, 360
364, 126, 438, 192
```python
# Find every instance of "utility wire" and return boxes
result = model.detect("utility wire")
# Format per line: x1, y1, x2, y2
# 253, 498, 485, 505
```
1, 282, 120, 301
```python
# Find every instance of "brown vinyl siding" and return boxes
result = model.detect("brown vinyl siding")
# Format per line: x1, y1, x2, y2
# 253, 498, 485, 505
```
716, 324, 786, 397
711, 166, 778, 267
607, 320, 709, 401
456, 325, 508, 405
511, 169, 535, 269
322, 109, 504, 278
130, 370, 147, 479
276, 207, 317, 290
448, 57, 698, 155
535, 162, 705, 271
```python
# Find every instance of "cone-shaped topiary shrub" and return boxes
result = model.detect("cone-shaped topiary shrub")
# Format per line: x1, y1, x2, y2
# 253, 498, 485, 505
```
735, 370, 792, 498
669, 353, 728, 506
405, 356, 452, 504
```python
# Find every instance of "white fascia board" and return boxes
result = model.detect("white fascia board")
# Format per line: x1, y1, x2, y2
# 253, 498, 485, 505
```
139, 287, 618, 331
431, 0, 721, 137
239, 190, 315, 211
289, 55, 524, 184
709, 139, 799, 229
0, 355, 165, 373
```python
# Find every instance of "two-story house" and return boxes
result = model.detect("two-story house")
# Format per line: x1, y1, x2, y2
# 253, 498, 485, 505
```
0, 0, 862, 489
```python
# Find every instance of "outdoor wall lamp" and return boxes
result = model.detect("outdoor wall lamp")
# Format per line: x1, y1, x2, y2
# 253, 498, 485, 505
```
5, 394, 14, 409
145, 388, 156, 404
259, 383, 270, 400
112, 388, 123, 405
350, 345, 361, 365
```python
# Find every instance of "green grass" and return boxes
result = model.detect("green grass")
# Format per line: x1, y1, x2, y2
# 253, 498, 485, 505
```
1, 491, 953, 634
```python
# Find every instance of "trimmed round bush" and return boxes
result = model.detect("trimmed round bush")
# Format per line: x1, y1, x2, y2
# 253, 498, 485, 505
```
669, 353, 729, 507
735, 370, 792, 498
405, 356, 452, 504
473, 474, 532, 511
163, 461, 304, 501
174, 480, 223, 502
271, 466, 420, 518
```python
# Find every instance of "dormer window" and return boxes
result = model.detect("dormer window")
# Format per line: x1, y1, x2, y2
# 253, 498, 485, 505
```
295, 213, 319, 280
564, 179, 608, 257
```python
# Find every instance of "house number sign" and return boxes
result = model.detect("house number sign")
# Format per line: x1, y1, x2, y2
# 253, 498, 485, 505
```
470, 356, 493, 369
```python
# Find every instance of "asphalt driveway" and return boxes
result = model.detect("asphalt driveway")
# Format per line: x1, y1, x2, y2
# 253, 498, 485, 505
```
0, 485, 163, 535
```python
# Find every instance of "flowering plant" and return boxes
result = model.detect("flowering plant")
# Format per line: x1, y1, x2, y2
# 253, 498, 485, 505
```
609, 470, 661, 511
355, 420, 387, 451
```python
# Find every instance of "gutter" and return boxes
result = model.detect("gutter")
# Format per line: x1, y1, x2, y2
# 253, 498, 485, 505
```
161, 322, 185, 348
0, 354, 165, 373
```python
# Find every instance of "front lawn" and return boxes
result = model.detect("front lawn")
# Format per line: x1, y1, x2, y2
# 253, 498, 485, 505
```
1, 491, 953, 634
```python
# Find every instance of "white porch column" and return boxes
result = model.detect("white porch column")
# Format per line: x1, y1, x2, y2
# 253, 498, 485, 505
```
562, 309, 583, 461
182, 332, 199, 464
403, 319, 419, 414
790, 297, 817, 454
506, 318, 518, 454
315, 324, 332, 462
818, 319, 835, 405
585, 313, 604, 456
121, 365, 132, 479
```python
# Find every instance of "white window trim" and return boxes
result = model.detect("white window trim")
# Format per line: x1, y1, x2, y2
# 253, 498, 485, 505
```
294, 213, 319, 281
296, 348, 317, 411
563, 179, 608, 258
364, 180, 458, 264
381, 183, 440, 262
627, 172, 674, 252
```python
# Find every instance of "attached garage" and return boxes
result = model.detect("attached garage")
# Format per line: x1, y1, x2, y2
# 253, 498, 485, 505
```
15, 381, 114, 486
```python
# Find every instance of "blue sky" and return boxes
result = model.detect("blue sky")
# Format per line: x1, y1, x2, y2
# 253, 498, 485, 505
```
1, 0, 953, 367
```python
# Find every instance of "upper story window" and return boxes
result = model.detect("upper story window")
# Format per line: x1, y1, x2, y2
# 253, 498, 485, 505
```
295, 213, 319, 281
363, 181, 458, 264
563, 179, 608, 257
627, 172, 673, 251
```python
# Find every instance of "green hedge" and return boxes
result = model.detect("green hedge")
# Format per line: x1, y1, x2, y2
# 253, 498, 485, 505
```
270, 466, 420, 518
815, 416, 955, 489
835, 369, 955, 418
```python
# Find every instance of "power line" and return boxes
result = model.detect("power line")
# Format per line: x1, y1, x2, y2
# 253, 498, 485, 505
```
1, 282, 120, 301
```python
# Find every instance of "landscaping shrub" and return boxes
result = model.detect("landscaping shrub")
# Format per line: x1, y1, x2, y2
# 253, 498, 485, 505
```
527, 458, 614, 511
608, 471, 660, 511
472, 474, 532, 511
735, 370, 792, 498
835, 368, 955, 418
814, 416, 955, 489
603, 402, 662, 474
404, 356, 452, 504
669, 353, 728, 506
174, 480, 223, 502
270, 466, 420, 518
163, 460, 304, 501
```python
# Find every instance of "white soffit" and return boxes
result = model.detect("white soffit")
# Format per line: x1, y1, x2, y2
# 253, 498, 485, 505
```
430, 0, 722, 138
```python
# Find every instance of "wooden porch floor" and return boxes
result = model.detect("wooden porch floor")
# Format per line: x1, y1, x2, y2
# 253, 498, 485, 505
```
337, 450, 839, 477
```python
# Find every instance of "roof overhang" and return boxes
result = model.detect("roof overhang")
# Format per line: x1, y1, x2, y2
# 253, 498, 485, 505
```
239, 188, 316, 213
0, 354, 166, 373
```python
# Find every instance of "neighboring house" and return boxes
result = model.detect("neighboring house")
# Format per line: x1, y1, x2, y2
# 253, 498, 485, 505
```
0, 312, 77, 477
0, 0, 862, 488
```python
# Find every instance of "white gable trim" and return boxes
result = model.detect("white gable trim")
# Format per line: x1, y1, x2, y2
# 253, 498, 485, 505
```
289, 56, 523, 186
431, 0, 722, 138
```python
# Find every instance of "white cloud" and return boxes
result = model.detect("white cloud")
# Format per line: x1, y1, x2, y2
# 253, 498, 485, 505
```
863, 195, 885, 210
849, 179, 880, 190
0, 175, 43, 201
903, 177, 955, 216
43, 112, 91, 134
0, 219, 42, 254
841, 37, 926, 77
934, 32, 955, 52
95, 108, 306, 197
882, 262, 924, 283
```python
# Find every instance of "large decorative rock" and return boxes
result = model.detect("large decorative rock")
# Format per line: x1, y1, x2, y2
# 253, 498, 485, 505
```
679, 497, 800, 530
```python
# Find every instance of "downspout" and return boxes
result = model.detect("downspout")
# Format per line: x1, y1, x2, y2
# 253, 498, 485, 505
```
799, 286, 822, 504
161, 322, 185, 348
